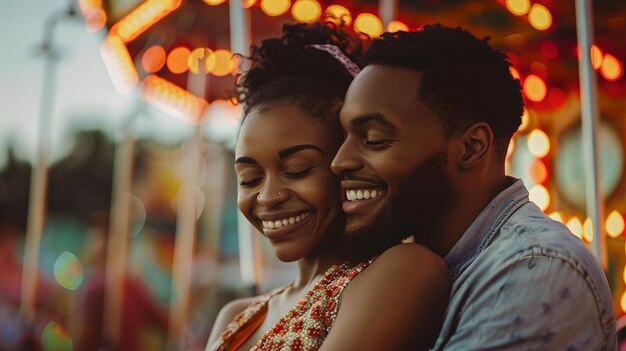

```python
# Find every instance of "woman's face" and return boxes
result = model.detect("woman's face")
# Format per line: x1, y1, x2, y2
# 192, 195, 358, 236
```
235, 103, 344, 262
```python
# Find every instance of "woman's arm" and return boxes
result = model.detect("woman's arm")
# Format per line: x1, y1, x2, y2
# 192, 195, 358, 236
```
205, 297, 256, 349
320, 243, 451, 351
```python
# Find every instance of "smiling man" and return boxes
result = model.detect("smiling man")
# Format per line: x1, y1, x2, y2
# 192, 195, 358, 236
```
331, 25, 616, 350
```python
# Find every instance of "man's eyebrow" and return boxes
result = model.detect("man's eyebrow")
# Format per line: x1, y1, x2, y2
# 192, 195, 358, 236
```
234, 156, 257, 164
351, 113, 398, 131
278, 144, 324, 158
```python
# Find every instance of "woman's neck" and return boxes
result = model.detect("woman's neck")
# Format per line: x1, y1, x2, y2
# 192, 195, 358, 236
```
293, 233, 346, 290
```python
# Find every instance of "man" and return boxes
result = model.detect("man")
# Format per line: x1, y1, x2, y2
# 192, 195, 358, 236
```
331, 24, 616, 350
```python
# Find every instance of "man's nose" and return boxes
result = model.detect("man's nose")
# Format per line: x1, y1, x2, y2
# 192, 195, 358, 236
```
331, 139, 362, 176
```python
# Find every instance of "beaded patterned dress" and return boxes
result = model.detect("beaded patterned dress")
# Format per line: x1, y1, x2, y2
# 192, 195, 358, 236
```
207, 258, 376, 351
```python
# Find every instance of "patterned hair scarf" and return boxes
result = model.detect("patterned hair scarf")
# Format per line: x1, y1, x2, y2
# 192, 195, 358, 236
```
306, 44, 361, 78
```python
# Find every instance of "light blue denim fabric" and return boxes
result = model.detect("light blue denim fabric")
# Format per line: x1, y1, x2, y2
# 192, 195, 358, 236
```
431, 178, 617, 351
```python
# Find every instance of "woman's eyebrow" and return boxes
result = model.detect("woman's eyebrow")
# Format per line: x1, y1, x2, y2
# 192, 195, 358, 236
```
234, 156, 257, 164
278, 144, 324, 158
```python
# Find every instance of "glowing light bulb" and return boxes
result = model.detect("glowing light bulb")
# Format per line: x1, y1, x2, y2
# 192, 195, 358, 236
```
528, 4, 552, 31
325, 4, 351, 25
142, 45, 166, 73
590, 45, 603, 70
606, 210, 625, 238
506, 0, 530, 16
527, 129, 550, 158
566, 217, 583, 239
261, 0, 291, 16
291, 0, 321, 23
529, 184, 550, 212
524, 74, 547, 102
210, 49, 238, 77
601, 54, 623, 81
354, 13, 383, 38
387, 20, 409, 33
548, 211, 563, 223
167, 47, 191, 74
621, 290, 626, 313
583, 217, 594, 242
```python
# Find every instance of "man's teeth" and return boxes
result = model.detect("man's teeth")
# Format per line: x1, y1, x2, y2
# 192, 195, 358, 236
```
262, 212, 311, 230
346, 189, 381, 202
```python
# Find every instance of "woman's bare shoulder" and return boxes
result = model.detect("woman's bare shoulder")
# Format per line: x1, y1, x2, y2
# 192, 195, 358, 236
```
356, 243, 448, 288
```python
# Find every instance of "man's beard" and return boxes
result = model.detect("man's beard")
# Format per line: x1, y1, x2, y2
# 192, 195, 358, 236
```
343, 148, 451, 261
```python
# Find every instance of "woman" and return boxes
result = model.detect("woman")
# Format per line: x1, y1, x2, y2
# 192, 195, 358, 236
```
206, 22, 450, 351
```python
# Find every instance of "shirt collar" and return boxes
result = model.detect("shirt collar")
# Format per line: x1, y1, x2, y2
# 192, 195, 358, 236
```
444, 177, 529, 280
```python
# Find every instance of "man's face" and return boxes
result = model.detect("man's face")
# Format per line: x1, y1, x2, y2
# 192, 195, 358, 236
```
331, 65, 453, 247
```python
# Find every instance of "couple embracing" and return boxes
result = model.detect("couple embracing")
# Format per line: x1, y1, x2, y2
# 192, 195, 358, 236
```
206, 22, 616, 351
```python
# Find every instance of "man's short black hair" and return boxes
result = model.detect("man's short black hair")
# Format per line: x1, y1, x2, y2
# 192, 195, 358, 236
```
364, 24, 524, 156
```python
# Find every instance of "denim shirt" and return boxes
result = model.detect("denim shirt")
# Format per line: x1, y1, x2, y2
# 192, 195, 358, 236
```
431, 178, 617, 351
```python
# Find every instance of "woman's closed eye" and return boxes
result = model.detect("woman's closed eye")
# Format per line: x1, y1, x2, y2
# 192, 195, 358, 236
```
284, 167, 315, 178
238, 177, 262, 187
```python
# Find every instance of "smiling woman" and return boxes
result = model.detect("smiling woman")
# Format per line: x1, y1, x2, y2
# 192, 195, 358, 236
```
205, 22, 450, 351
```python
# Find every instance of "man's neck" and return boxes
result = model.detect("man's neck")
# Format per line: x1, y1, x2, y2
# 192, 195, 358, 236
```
432, 175, 510, 257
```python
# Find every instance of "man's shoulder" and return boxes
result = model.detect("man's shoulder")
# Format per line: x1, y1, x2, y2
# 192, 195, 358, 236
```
487, 202, 596, 265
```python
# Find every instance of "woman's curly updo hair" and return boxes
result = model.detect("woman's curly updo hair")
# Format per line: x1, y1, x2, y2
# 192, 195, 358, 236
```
237, 22, 365, 125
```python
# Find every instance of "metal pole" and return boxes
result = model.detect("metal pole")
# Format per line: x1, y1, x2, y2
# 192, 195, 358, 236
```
230, 0, 262, 293
102, 110, 138, 347
574, 0, 607, 270
20, 4, 77, 326
166, 57, 208, 350
379, 0, 397, 29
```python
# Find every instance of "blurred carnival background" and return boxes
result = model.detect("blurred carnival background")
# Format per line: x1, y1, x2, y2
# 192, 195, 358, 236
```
1, 0, 625, 350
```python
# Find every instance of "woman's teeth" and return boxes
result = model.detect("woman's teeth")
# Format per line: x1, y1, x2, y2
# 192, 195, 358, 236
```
262, 212, 311, 230
346, 189, 382, 202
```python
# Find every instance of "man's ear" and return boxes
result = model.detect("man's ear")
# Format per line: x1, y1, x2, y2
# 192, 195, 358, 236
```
456, 122, 493, 170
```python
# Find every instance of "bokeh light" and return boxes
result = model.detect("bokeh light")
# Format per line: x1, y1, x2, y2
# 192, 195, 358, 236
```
203, 0, 225, 5
291, 0, 322, 23
528, 3, 552, 31
387, 20, 409, 33
188, 48, 216, 74
54, 251, 84, 290
583, 217, 594, 242
142, 75, 209, 124
527, 129, 550, 158
591, 45, 603, 70
529, 184, 550, 211
261, 0, 291, 16
325, 4, 351, 25
506, 0, 530, 16
42, 321, 73, 351
549, 211, 563, 223
606, 210, 625, 238
110, 0, 182, 43
142, 45, 167, 73
621, 290, 626, 313
527, 159, 548, 184
566, 217, 583, 239
100, 35, 139, 93
167, 47, 191, 74
509, 67, 520, 80
354, 13, 383, 38
601, 54, 624, 81
524, 74, 547, 102
210, 49, 238, 77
